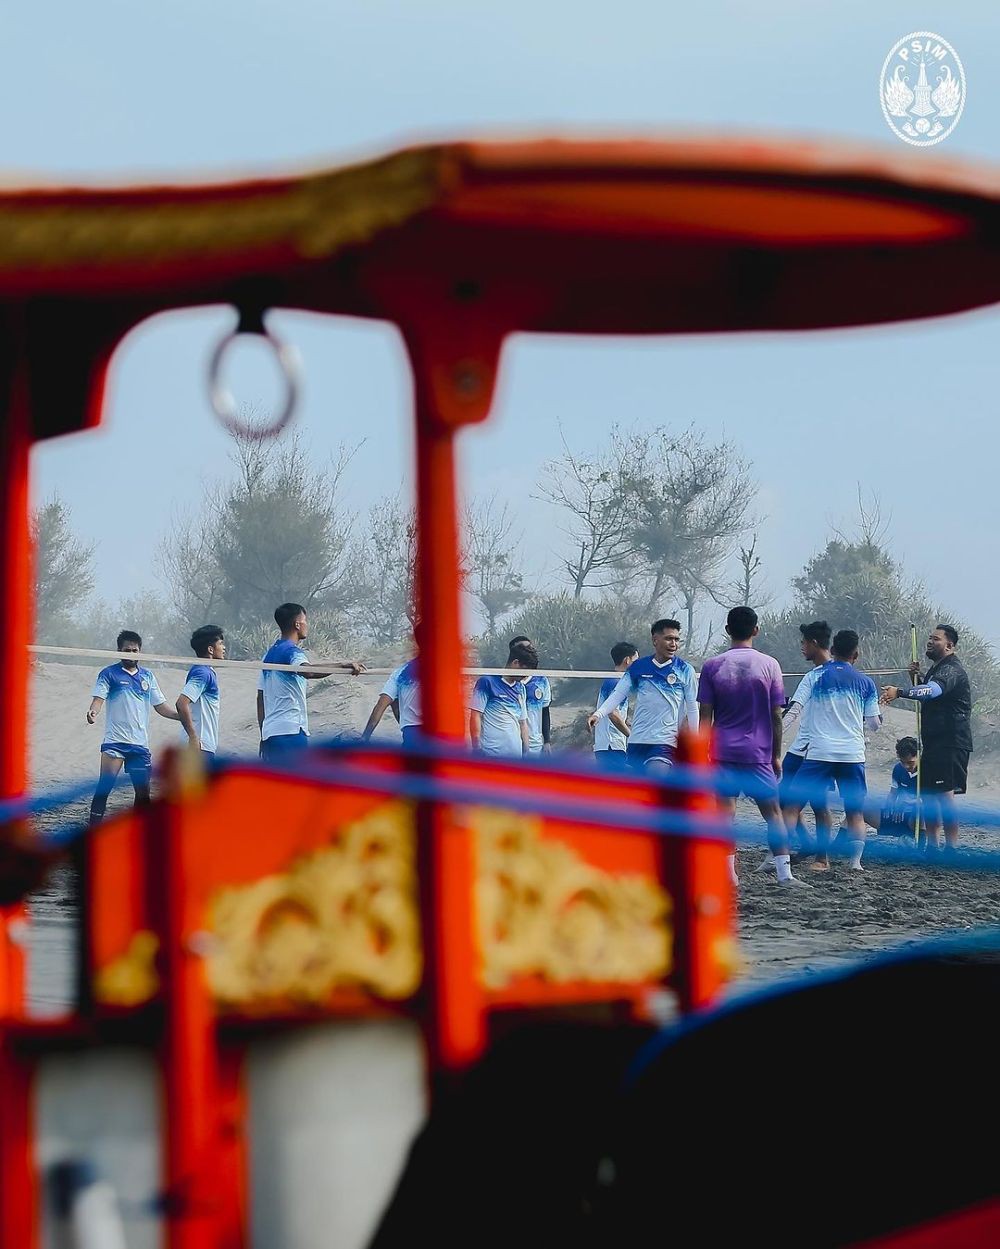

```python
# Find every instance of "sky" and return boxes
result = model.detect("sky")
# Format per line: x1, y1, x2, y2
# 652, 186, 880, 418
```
6, 1, 1000, 645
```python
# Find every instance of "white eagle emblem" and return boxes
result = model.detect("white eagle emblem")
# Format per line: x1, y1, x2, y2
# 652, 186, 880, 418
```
880, 33, 965, 147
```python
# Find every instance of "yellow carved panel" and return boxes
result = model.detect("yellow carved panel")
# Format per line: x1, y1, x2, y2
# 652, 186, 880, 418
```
205, 800, 422, 1006
474, 808, 672, 989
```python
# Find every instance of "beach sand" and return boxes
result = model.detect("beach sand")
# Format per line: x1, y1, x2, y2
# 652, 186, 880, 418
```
22, 661, 1000, 1015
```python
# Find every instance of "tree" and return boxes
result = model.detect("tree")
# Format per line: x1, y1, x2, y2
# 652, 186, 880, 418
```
32, 497, 96, 641
157, 418, 358, 630
536, 427, 635, 598
622, 427, 757, 635
352, 493, 417, 645
729, 533, 772, 610
464, 494, 532, 636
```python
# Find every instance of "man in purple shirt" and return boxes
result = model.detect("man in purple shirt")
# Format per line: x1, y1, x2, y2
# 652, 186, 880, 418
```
698, 606, 802, 886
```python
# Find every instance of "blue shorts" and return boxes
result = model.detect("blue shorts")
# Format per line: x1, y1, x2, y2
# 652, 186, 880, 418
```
594, 748, 628, 773
261, 730, 309, 762
779, 751, 831, 807
793, 759, 867, 815
101, 743, 151, 779
717, 761, 779, 803
626, 743, 676, 772
401, 726, 423, 748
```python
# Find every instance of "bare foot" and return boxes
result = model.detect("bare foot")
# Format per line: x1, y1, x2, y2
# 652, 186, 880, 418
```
808, 860, 830, 873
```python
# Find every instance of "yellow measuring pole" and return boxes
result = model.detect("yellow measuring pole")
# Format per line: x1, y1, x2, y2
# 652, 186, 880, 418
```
911, 624, 923, 848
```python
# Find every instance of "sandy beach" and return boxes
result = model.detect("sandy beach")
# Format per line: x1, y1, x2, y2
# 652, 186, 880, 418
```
23, 660, 1000, 1015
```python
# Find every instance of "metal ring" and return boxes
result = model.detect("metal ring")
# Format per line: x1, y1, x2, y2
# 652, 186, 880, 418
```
208, 318, 301, 438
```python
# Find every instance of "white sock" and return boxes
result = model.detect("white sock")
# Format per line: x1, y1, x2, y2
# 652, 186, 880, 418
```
848, 839, 865, 869
774, 853, 792, 882
727, 853, 739, 886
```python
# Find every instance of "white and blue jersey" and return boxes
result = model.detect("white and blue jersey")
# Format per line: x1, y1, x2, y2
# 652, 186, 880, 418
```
797, 661, 881, 763
92, 664, 166, 748
469, 676, 527, 757
594, 677, 629, 752
180, 663, 220, 754
595, 655, 698, 746
786, 667, 822, 757
258, 639, 309, 740
523, 675, 551, 754
382, 659, 421, 730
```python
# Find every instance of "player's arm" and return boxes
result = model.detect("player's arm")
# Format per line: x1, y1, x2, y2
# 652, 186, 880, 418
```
153, 700, 181, 721
771, 707, 783, 776
589, 671, 632, 728
300, 659, 369, 680
684, 673, 699, 730
256, 690, 265, 734
362, 694, 393, 741
176, 695, 199, 746
608, 709, 629, 737
469, 709, 483, 749
86, 696, 105, 725
882, 680, 942, 703
390, 699, 400, 724
541, 706, 551, 750
520, 717, 530, 756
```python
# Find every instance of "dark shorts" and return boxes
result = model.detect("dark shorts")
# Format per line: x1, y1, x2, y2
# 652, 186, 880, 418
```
594, 748, 628, 773
779, 750, 831, 807
261, 730, 309, 762
401, 726, 423, 748
626, 743, 676, 773
101, 742, 151, 780
793, 759, 867, 816
921, 743, 969, 796
717, 761, 779, 803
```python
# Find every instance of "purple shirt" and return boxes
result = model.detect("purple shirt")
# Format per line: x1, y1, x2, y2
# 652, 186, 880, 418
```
697, 648, 786, 767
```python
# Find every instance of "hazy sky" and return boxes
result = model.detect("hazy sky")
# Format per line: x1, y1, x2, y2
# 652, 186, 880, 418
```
8, 2, 1000, 644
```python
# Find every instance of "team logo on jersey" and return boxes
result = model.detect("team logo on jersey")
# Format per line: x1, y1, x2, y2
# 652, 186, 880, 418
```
140, 679, 149, 692
881, 33, 965, 146
534, 686, 544, 699
666, 673, 677, 685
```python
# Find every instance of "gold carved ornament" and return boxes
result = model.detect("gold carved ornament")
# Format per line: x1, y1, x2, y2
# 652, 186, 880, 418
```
205, 801, 422, 1008
474, 807, 672, 989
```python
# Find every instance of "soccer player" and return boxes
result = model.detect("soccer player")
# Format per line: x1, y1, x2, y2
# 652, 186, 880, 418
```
593, 642, 638, 770
778, 620, 834, 858
469, 640, 533, 757
881, 624, 972, 851
176, 625, 225, 758
697, 606, 801, 887
588, 619, 698, 776
784, 629, 882, 871
86, 630, 180, 824
507, 635, 551, 755
256, 603, 366, 762
363, 652, 421, 746
866, 737, 920, 838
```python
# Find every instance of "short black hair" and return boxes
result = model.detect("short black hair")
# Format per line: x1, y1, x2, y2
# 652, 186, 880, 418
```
509, 641, 538, 669
508, 635, 531, 649
190, 624, 224, 658
651, 618, 681, 636
117, 630, 142, 650
274, 602, 305, 632
611, 641, 639, 666
936, 623, 959, 647
726, 606, 758, 641
799, 619, 832, 648
896, 736, 920, 758
832, 628, 859, 659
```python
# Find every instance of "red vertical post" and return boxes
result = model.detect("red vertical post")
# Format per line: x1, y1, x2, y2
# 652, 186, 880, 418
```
148, 757, 224, 1249
406, 331, 502, 1071
669, 725, 734, 1013
0, 332, 38, 1249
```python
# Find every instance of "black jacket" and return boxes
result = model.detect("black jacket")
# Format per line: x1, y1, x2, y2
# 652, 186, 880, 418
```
920, 654, 972, 752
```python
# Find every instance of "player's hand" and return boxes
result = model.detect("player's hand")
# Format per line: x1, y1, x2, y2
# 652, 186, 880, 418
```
772, 755, 782, 780
587, 715, 599, 731
86, 709, 96, 724
908, 662, 921, 683
542, 743, 552, 755
881, 685, 899, 704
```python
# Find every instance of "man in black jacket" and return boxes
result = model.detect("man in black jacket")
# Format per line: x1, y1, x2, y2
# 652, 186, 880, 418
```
881, 624, 972, 850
